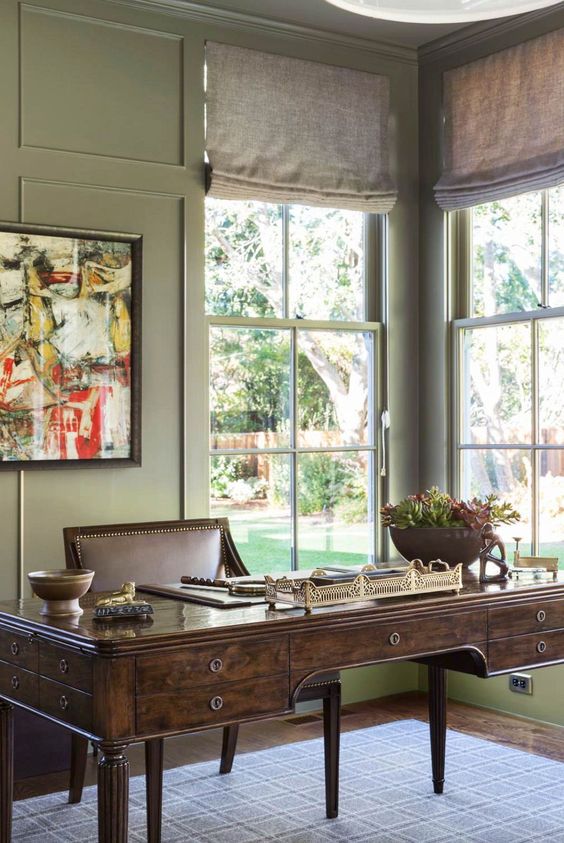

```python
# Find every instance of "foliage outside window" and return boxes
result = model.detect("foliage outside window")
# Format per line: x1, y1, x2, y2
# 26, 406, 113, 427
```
205, 199, 378, 575
456, 185, 564, 565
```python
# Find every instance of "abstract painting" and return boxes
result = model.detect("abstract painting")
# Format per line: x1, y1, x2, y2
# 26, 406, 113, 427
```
0, 222, 141, 468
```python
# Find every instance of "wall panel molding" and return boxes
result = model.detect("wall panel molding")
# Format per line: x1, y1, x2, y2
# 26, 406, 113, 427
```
20, 175, 185, 202
20, 3, 185, 165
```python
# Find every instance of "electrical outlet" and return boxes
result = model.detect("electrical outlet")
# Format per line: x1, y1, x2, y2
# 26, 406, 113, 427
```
509, 673, 533, 695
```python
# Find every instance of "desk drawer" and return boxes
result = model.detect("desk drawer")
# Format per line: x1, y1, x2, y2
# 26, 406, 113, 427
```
39, 642, 93, 692
489, 630, 564, 672
0, 659, 38, 707
291, 610, 487, 672
136, 637, 288, 694
489, 599, 564, 640
137, 675, 289, 734
39, 677, 92, 731
0, 629, 38, 672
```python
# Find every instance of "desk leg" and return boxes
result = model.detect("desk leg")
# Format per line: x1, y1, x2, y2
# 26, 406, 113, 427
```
0, 700, 13, 843
69, 733, 89, 804
98, 742, 129, 843
428, 666, 447, 795
145, 738, 163, 843
323, 683, 341, 819
219, 725, 239, 775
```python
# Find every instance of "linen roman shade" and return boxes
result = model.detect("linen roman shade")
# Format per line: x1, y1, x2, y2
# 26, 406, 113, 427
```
205, 42, 397, 213
435, 28, 564, 211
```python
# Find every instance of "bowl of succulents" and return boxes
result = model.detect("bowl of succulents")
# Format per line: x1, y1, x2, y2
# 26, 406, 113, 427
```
380, 487, 520, 567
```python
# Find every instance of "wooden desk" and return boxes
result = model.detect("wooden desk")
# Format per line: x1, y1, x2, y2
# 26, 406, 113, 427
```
2, 574, 564, 842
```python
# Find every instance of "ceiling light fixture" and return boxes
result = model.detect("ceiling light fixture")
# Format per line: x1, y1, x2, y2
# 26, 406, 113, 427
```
324, 0, 562, 24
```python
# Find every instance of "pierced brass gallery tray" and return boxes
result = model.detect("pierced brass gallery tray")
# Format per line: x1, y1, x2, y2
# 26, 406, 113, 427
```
265, 560, 463, 613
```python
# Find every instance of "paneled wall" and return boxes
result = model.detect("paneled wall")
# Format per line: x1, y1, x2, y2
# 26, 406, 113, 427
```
0, 0, 420, 699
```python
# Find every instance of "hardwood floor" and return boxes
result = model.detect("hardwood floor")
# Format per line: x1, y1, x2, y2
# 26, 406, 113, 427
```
14, 690, 564, 801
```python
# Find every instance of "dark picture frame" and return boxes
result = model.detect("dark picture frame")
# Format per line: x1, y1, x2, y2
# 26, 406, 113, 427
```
0, 221, 142, 469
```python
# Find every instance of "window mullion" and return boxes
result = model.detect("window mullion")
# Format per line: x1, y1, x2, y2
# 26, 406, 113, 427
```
531, 318, 539, 555
282, 205, 290, 319
541, 190, 549, 308
532, 448, 539, 557
291, 325, 298, 570
455, 209, 473, 320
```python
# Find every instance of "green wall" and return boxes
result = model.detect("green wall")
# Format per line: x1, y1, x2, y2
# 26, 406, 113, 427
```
0, 0, 421, 705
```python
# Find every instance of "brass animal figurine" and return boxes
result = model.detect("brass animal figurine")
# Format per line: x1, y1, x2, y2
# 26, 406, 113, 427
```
95, 581, 137, 608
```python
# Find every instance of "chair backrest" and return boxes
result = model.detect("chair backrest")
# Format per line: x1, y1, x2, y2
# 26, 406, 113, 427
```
63, 517, 249, 592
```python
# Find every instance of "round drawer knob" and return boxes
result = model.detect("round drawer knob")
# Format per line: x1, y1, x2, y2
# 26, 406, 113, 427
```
536, 610, 546, 623
59, 659, 69, 674
209, 695, 224, 712
537, 640, 547, 654
209, 658, 223, 673
10, 642, 19, 656
11, 676, 19, 690
388, 632, 401, 647
59, 695, 69, 712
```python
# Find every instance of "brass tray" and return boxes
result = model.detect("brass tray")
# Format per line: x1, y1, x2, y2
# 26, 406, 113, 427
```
265, 560, 462, 613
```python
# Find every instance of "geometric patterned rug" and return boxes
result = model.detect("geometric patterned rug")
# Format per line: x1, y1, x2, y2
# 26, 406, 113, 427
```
12, 719, 564, 842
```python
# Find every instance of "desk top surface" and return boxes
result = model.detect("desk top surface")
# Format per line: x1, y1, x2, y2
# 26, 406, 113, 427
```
1, 574, 564, 653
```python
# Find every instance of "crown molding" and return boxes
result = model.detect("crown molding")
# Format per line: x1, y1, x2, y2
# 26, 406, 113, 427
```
418, 2, 564, 63
103, 0, 418, 64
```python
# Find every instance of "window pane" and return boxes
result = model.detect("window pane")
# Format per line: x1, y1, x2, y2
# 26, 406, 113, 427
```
289, 206, 364, 321
210, 454, 292, 575
210, 327, 290, 449
549, 184, 564, 308
297, 451, 373, 569
539, 451, 564, 569
472, 193, 542, 318
462, 324, 531, 445
205, 198, 283, 317
460, 449, 532, 555
539, 318, 564, 445
298, 330, 372, 448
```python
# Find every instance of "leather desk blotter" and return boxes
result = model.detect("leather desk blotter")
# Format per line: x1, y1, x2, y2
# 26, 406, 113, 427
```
138, 583, 267, 608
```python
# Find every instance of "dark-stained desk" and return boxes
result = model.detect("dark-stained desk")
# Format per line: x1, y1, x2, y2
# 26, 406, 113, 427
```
2, 574, 564, 842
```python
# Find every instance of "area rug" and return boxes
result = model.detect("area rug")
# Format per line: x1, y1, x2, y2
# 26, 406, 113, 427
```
13, 719, 564, 842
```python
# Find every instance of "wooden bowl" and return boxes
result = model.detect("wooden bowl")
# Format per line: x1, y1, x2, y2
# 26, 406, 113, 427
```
27, 569, 94, 617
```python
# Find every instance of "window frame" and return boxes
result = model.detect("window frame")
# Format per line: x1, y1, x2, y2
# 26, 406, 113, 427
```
204, 205, 387, 571
451, 192, 564, 557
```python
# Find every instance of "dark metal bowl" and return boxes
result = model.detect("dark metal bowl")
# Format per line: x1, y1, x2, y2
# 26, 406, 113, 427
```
389, 526, 482, 567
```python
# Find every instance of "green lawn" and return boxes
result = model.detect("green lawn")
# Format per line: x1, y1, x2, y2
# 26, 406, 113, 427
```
222, 513, 372, 575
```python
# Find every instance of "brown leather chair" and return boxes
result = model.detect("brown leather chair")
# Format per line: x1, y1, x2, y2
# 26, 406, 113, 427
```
64, 517, 340, 841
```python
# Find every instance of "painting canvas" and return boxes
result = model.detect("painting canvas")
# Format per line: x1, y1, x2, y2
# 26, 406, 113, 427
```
0, 222, 141, 468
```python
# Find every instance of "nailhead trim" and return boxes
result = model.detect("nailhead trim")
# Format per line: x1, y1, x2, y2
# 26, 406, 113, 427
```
75, 524, 232, 577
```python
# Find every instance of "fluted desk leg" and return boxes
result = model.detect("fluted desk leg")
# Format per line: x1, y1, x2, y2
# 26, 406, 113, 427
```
0, 700, 13, 843
98, 742, 129, 843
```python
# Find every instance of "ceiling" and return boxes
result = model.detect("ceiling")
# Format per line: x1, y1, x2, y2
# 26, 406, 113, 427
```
194, 0, 491, 47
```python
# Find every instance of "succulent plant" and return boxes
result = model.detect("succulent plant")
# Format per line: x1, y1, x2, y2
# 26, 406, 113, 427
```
391, 498, 423, 529
380, 487, 520, 531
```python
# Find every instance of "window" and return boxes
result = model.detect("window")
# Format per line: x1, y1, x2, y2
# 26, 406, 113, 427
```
205, 199, 380, 575
455, 185, 564, 565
